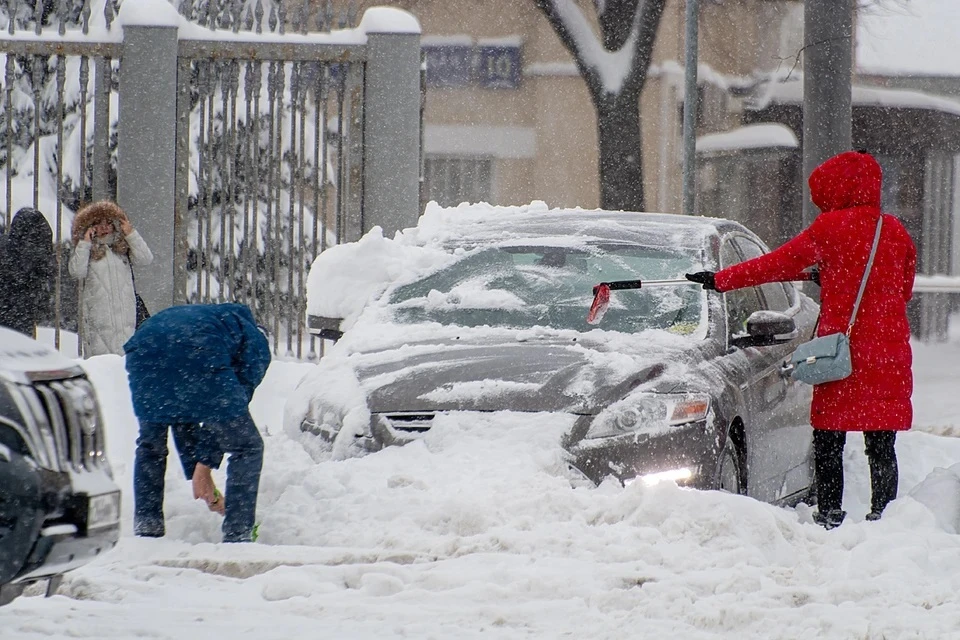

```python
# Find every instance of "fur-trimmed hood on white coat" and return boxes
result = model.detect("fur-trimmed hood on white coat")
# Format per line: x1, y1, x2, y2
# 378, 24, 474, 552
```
69, 225, 153, 356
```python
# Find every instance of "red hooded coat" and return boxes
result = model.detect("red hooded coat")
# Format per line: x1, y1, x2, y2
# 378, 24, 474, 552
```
714, 151, 916, 432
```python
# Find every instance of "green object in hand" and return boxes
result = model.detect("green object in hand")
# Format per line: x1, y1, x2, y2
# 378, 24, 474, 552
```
213, 488, 223, 502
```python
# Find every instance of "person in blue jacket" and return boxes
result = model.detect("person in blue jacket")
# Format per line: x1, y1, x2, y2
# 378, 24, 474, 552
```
124, 303, 271, 543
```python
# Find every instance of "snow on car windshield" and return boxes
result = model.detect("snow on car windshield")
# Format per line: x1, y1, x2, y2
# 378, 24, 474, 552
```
386, 243, 705, 335
305, 202, 722, 333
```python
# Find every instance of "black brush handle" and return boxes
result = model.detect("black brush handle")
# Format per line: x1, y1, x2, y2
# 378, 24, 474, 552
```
604, 280, 643, 290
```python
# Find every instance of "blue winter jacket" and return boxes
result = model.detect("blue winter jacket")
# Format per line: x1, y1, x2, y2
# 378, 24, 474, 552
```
123, 303, 271, 423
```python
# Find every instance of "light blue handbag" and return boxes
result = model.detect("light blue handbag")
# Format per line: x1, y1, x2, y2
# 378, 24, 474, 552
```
790, 216, 883, 385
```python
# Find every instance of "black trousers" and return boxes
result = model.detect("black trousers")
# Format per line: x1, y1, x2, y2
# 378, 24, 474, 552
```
813, 429, 898, 513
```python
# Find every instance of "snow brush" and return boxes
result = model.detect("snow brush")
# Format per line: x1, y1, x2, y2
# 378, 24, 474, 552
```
586, 279, 692, 325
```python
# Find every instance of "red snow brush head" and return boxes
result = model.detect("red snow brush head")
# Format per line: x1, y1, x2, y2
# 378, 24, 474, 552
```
587, 283, 611, 325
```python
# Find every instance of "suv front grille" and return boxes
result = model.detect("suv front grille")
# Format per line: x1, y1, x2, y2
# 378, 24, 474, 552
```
15, 378, 104, 473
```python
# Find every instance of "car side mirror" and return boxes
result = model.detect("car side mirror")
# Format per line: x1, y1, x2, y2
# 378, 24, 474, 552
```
308, 315, 344, 342
731, 311, 797, 348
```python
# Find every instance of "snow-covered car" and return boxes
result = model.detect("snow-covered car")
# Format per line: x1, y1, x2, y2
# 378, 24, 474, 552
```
0, 328, 119, 605
285, 204, 818, 505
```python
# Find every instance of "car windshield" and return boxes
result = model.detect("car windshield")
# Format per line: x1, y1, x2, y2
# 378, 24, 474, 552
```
386, 243, 706, 335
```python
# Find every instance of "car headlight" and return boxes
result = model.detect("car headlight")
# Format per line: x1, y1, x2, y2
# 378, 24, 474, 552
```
584, 393, 710, 440
62, 378, 109, 473
302, 400, 344, 442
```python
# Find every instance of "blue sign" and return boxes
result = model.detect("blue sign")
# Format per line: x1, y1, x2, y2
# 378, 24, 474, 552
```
423, 44, 522, 90
477, 46, 521, 89
423, 45, 474, 88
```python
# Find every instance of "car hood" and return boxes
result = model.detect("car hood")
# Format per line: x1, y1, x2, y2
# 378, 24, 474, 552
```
352, 334, 697, 415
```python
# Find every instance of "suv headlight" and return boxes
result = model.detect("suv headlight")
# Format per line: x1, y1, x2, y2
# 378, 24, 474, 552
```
302, 399, 344, 442
61, 378, 109, 473
585, 393, 710, 440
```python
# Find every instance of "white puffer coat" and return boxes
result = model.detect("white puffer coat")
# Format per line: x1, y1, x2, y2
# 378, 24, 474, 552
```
69, 231, 153, 356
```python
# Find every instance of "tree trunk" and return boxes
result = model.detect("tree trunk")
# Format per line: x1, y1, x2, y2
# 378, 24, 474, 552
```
596, 91, 645, 212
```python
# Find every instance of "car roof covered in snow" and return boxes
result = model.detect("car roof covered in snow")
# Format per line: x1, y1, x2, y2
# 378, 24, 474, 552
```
306, 203, 750, 320
421, 208, 742, 250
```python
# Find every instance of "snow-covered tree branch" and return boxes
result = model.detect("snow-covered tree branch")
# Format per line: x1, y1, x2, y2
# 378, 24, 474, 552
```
534, 0, 666, 212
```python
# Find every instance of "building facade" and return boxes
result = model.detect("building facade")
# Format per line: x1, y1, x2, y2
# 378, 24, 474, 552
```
314, 0, 804, 213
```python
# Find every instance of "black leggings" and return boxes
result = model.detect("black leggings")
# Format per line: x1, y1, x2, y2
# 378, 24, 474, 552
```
813, 429, 898, 513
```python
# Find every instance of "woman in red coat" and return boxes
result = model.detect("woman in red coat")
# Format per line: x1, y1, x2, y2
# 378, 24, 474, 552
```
687, 150, 916, 529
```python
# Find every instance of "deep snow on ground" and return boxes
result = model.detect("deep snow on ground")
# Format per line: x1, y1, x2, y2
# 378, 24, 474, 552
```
1, 339, 960, 639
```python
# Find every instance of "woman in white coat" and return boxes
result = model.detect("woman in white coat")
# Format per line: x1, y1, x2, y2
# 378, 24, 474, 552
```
69, 201, 154, 356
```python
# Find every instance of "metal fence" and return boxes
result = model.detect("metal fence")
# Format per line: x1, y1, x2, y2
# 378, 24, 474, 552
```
911, 276, 960, 342
0, 0, 422, 358
0, 1, 119, 352
175, 35, 366, 359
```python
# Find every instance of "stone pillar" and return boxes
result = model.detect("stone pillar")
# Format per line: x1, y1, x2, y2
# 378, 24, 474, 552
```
117, 19, 179, 312
361, 8, 422, 238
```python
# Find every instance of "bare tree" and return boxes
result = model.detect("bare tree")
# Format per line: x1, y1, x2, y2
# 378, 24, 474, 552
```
534, 0, 666, 212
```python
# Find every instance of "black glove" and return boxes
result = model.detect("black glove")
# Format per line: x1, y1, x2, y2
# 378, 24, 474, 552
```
685, 271, 716, 290
808, 268, 821, 286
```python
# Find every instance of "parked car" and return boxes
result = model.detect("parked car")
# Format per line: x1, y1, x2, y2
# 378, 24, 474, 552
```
287, 209, 819, 506
0, 327, 120, 605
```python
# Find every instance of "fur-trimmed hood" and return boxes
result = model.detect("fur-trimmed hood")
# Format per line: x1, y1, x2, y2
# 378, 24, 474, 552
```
72, 201, 128, 246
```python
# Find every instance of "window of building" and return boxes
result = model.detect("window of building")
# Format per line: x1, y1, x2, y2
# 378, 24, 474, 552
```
423, 155, 493, 207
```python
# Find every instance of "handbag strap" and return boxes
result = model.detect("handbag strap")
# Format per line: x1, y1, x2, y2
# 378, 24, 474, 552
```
128, 258, 141, 293
846, 215, 883, 335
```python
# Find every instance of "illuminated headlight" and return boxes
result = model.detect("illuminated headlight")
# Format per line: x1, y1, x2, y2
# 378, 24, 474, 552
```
584, 393, 710, 440
624, 467, 696, 487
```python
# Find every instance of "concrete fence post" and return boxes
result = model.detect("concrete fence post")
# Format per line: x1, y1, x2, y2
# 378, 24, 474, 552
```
116, 14, 179, 313
361, 9, 422, 239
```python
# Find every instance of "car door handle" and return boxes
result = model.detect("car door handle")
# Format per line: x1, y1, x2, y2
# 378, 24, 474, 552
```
779, 362, 794, 378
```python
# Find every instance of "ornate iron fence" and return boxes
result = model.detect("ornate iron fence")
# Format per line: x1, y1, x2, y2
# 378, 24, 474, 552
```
174, 23, 365, 359
0, 0, 120, 352
0, 0, 424, 360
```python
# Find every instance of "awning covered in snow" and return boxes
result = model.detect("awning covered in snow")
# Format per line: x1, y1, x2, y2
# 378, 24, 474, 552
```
744, 78, 960, 154
696, 123, 799, 155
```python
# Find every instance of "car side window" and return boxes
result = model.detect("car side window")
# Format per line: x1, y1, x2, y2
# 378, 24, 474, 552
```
720, 239, 762, 336
732, 237, 792, 313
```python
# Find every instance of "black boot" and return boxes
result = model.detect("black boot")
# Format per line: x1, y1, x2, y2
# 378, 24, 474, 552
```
813, 508, 846, 530
864, 431, 898, 520
813, 430, 846, 530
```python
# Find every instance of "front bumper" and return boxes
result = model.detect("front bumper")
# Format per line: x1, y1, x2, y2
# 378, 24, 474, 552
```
11, 488, 120, 585
565, 419, 714, 487
13, 520, 119, 583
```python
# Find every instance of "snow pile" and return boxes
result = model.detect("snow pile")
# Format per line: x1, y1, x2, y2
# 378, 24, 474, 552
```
908, 463, 960, 533
4, 332, 960, 637
305, 225, 452, 324
306, 200, 587, 323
